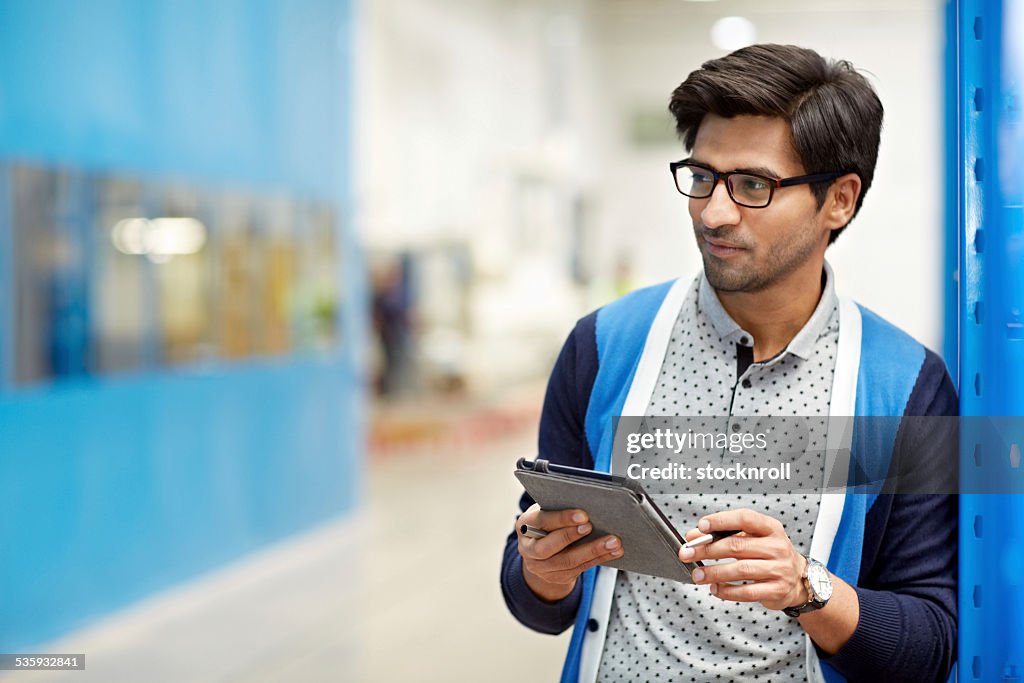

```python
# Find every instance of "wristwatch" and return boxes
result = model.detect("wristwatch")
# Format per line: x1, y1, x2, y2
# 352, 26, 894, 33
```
783, 556, 833, 617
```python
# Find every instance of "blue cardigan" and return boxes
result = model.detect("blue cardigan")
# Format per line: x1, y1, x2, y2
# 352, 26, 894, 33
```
501, 280, 957, 683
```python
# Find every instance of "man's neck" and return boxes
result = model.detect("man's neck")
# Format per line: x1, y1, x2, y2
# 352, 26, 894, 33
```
715, 262, 826, 362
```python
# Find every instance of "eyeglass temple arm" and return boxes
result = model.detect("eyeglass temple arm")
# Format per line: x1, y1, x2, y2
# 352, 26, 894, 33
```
777, 171, 847, 187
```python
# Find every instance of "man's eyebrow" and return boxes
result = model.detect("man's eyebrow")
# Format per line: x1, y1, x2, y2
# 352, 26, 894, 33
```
733, 165, 781, 178
686, 158, 781, 178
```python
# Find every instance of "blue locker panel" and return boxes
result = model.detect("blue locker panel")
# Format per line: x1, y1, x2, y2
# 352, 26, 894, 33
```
0, 0, 364, 650
953, 0, 1024, 679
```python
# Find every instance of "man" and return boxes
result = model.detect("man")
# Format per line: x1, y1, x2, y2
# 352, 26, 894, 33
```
500, 44, 957, 683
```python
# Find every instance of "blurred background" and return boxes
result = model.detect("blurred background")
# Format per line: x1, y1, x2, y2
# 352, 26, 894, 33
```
1, 0, 1016, 681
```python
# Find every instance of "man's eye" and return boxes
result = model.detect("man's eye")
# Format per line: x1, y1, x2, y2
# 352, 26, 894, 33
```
692, 172, 713, 184
740, 178, 769, 192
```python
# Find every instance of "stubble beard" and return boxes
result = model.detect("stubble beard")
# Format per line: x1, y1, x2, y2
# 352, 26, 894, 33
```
696, 222, 821, 294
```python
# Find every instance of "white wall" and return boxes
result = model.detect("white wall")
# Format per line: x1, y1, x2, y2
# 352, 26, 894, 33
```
584, 0, 945, 349
355, 0, 948, 393
355, 0, 600, 392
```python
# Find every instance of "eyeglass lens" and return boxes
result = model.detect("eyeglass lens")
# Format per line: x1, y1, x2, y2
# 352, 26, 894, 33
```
674, 165, 773, 208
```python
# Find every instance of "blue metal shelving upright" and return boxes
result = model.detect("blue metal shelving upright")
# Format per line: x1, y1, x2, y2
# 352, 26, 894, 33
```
950, 0, 1024, 679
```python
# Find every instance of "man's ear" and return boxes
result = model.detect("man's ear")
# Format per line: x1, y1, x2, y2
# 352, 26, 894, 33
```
822, 173, 862, 231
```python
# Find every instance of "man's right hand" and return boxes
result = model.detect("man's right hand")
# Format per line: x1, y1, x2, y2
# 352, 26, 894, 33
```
516, 503, 623, 602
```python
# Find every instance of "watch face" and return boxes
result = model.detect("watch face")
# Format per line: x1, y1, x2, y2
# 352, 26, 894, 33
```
808, 563, 833, 601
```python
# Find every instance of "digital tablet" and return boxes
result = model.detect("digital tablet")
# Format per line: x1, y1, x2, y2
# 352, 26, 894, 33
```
515, 457, 702, 583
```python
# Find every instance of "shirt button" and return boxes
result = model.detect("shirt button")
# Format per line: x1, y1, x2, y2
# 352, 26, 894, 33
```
587, 618, 600, 632
742, 379, 752, 389
740, 336, 750, 345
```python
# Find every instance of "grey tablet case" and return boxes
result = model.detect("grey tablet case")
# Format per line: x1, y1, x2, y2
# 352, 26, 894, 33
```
515, 458, 701, 583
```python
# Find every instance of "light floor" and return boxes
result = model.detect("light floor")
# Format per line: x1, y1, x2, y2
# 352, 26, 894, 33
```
8, 428, 568, 683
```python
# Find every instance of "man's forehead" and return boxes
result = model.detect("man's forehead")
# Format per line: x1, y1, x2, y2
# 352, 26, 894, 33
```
690, 114, 803, 174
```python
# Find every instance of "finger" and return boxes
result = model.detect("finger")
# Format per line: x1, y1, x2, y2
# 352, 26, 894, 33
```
568, 547, 624, 576
709, 580, 784, 603
698, 508, 782, 537
682, 533, 778, 563
548, 535, 622, 573
530, 507, 589, 531
692, 559, 780, 585
524, 535, 623, 584
678, 527, 716, 562
536, 546, 624, 585
524, 519, 594, 560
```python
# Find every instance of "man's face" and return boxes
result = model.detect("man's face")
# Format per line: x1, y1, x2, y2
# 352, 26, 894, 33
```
687, 114, 831, 293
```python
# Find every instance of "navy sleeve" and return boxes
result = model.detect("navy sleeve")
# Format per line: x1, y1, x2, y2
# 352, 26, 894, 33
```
500, 311, 599, 634
819, 349, 958, 682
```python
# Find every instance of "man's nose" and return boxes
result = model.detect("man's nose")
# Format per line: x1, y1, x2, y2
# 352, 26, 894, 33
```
700, 180, 741, 230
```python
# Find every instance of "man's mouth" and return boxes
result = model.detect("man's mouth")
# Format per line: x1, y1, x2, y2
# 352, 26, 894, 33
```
702, 235, 748, 258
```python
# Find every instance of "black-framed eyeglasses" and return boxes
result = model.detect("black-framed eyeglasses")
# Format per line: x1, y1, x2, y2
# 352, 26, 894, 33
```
669, 160, 844, 209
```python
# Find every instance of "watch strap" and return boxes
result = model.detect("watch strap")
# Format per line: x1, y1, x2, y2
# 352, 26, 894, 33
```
783, 597, 826, 617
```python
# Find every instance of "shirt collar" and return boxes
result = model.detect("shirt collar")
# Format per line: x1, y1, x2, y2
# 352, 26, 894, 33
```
697, 261, 838, 361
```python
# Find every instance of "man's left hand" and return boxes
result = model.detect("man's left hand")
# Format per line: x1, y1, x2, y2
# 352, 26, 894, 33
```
678, 508, 810, 611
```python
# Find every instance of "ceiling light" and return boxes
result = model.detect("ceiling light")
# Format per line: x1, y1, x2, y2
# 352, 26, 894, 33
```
710, 16, 757, 51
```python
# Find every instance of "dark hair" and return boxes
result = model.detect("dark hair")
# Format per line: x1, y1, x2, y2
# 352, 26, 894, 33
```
668, 44, 883, 243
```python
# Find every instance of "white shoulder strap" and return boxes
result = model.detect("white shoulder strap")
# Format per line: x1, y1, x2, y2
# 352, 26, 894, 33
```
805, 295, 862, 683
